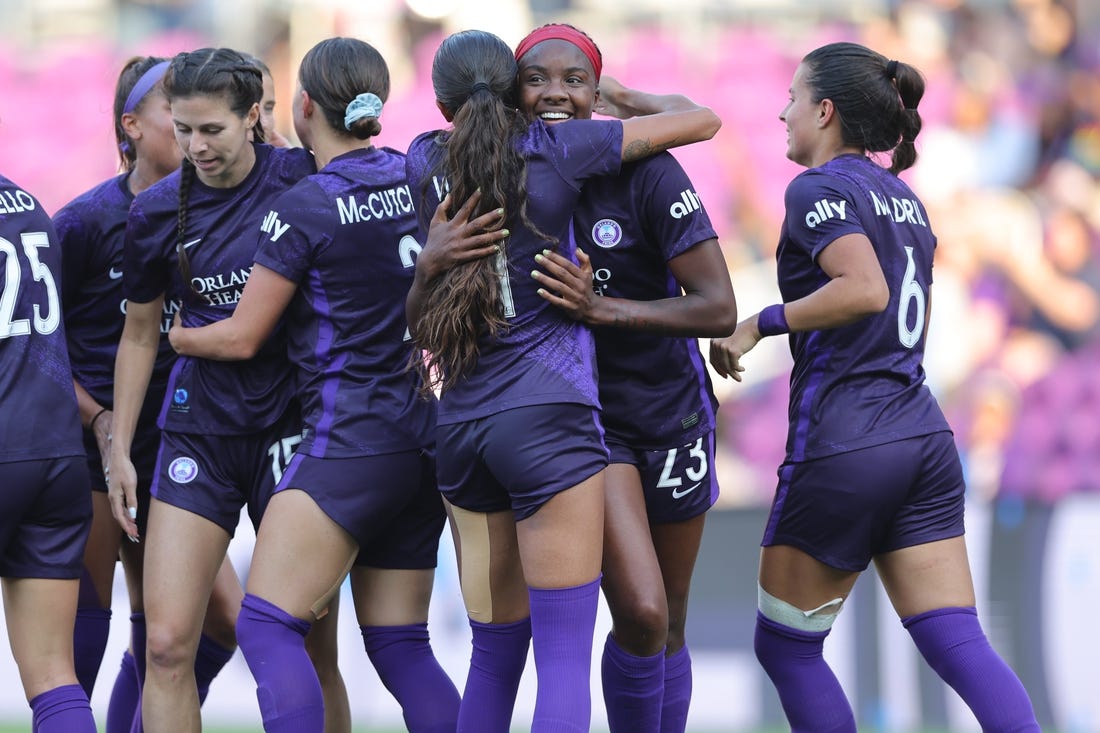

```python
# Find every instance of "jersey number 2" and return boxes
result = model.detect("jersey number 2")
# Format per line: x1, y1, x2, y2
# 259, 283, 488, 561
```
0, 232, 60, 339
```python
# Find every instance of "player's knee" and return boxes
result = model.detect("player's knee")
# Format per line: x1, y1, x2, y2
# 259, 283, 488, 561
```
758, 584, 844, 633
144, 622, 195, 673
611, 594, 668, 654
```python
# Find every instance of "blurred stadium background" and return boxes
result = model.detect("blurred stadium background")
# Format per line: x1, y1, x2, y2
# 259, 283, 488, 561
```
2, 0, 1098, 730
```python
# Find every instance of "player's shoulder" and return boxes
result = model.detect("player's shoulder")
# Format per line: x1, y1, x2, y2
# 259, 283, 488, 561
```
55, 174, 129, 220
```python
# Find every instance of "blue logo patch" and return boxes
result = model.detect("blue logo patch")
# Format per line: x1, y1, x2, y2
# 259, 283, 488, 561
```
173, 388, 188, 405
591, 218, 623, 249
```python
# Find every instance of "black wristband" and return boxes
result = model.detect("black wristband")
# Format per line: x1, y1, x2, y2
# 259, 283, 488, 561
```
89, 407, 108, 431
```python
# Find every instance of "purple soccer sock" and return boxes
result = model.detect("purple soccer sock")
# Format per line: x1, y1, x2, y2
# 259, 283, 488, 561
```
236, 593, 323, 732
529, 576, 601, 733
195, 633, 236, 705
73, 606, 112, 697
754, 611, 856, 733
105, 650, 140, 733
361, 622, 460, 733
660, 645, 692, 733
126, 612, 147, 733
601, 633, 664, 733
30, 684, 96, 733
904, 606, 1040, 732
457, 616, 531, 733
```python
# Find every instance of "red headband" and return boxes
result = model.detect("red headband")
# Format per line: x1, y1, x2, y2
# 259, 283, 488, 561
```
515, 25, 602, 81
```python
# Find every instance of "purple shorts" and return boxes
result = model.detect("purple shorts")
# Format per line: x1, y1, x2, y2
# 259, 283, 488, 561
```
607, 431, 719, 524
437, 403, 609, 521
151, 406, 303, 536
278, 449, 445, 570
763, 431, 965, 571
0, 456, 92, 579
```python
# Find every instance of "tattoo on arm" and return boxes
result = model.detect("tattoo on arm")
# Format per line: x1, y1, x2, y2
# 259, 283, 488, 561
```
622, 138, 659, 162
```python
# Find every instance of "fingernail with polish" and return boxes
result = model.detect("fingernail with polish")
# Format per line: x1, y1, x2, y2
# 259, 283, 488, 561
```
128, 507, 137, 520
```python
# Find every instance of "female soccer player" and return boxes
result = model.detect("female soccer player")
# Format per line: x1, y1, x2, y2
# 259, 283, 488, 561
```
405, 28, 720, 733
708, 42, 1040, 733
168, 36, 462, 733
53, 56, 244, 733
105, 47, 316, 732
519, 24, 736, 733
0, 172, 96, 731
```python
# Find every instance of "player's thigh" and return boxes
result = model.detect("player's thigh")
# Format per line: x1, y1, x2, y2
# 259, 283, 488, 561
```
351, 566, 436, 626
759, 544, 860, 611
516, 468, 605, 589
448, 502, 528, 623
248, 488, 358, 620
874, 535, 976, 618
143, 499, 232, 643
601, 463, 665, 622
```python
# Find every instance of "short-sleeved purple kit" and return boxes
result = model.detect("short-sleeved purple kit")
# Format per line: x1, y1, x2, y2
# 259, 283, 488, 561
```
249, 146, 444, 555
0, 174, 90, 577
406, 119, 622, 423
765, 154, 960, 566
124, 143, 315, 435
253, 146, 434, 458
573, 153, 719, 450
405, 118, 623, 511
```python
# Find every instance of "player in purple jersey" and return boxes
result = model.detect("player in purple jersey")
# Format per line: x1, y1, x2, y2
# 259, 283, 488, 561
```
168, 37, 461, 733
53, 56, 251, 733
0, 174, 97, 731
709, 42, 1039, 733
405, 29, 720, 733
244, 49, 353, 733
103, 48, 343, 732
518, 25, 737, 733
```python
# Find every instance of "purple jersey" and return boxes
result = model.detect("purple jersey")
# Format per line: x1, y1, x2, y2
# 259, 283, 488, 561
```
406, 119, 622, 424
124, 144, 314, 435
53, 173, 178, 406
253, 147, 434, 457
777, 154, 949, 462
0, 174, 83, 461
573, 153, 718, 448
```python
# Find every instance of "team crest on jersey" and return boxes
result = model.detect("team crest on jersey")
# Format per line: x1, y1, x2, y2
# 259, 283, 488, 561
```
168, 456, 199, 484
591, 219, 622, 248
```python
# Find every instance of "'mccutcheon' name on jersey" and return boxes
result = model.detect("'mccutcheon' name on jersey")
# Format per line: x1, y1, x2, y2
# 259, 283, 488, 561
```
336, 184, 414, 225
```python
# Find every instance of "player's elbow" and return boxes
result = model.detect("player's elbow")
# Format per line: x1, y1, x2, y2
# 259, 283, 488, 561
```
708, 296, 739, 337
859, 275, 890, 316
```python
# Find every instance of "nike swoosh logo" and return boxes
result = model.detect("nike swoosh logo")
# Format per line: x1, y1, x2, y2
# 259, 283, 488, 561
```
182, 238, 202, 250
672, 482, 702, 500
108, 267, 123, 279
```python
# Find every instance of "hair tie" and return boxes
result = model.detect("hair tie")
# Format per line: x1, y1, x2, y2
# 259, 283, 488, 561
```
344, 92, 384, 130
123, 60, 170, 116
470, 81, 492, 95
885, 59, 899, 80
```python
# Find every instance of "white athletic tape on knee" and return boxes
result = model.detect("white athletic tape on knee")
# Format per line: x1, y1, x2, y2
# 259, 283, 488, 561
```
758, 585, 844, 632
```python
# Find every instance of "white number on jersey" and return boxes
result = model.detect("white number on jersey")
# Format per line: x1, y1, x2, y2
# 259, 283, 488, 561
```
0, 231, 60, 339
897, 245, 926, 348
495, 247, 515, 318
